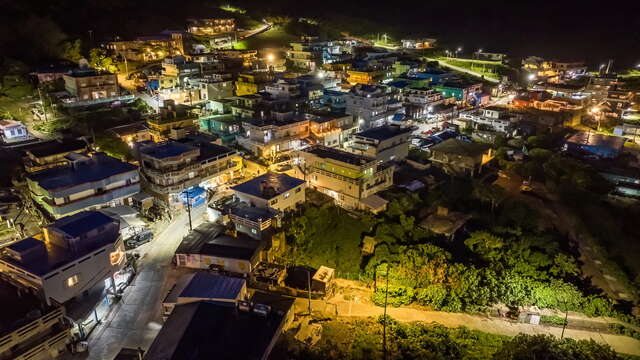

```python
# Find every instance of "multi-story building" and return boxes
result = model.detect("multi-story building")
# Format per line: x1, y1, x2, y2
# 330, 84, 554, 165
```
23, 139, 89, 174
193, 74, 234, 101
0, 211, 126, 306
307, 112, 358, 148
459, 106, 522, 134
237, 114, 309, 159
429, 139, 494, 176
287, 42, 324, 71
109, 123, 152, 145
231, 172, 306, 213
346, 67, 391, 86
139, 139, 240, 207
264, 79, 301, 99
396, 70, 455, 88
400, 87, 445, 119
345, 84, 401, 129
107, 31, 184, 62
401, 38, 437, 49
293, 146, 393, 212
147, 100, 198, 141
433, 81, 483, 106
0, 119, 29, 143
160, 56, 201, 89
235, 71, 274, 96
26, 153, 140, 219
346, 125, 412, 163
0, 279, 71, 360
186, 18, 235, 35
63, 67, 118, 104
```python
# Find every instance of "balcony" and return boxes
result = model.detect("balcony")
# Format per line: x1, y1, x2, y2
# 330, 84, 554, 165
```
42, 183, 141, 217
0, 307, 68, 356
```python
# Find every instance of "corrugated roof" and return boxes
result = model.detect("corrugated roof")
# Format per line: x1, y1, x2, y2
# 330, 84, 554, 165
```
179, 272, 245, 299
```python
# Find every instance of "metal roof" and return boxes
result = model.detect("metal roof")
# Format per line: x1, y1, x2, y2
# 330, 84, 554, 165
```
179, 272, 245, 299
231, 172, 305, 200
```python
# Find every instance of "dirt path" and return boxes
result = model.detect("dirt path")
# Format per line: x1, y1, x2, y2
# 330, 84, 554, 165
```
294, 297, 640, 356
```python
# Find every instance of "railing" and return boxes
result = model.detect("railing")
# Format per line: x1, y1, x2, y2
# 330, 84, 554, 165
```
13, 328, 71, 360
309, 166, 361, 185
0, 307, 65, 354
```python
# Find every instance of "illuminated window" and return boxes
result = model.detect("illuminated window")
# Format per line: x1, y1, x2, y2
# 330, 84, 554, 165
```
67, 275, 79, 287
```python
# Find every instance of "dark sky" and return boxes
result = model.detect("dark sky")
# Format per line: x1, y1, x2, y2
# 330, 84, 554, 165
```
3, 0, 639, 68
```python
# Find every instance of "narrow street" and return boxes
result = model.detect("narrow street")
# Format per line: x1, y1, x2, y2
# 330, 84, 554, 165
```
66, 211, 204, 359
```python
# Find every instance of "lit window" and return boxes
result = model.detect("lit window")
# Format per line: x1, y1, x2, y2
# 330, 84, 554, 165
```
67, 275, 79, 287
251, 229, 257, 234
284, 192, 290, 198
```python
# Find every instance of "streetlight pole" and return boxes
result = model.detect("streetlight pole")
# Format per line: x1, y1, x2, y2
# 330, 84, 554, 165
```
185, 188, 193, 231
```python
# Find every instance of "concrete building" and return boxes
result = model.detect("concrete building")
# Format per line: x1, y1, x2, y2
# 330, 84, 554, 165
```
346, 125, 412, 163
345, 84, 401, 129
0, 211, 126, 306
459, 106, 522, 134
23, 139, 89, 174
307, 112, 358, 148
26, 153, 140, 219
400, 87, 445, 119
235, 71, 275, 96
232, 172, 306, 213
228, 205, 279, 241
563, 132, 625, 159
63, 68, 119, 103
0, 280, 71, 360
237, 114, 309, 159
186, 18, 235, 35
433, 81, 483, 106
160, 56, 200, 89
429, 139, 494, 176
139, 139, 240, 208
109, 123, 152, 145
401, 38, 437, 49
107, 31, 184, 62
287, 41, 324, 71
264, 79, 301, 99
293, 146, 393, 212
147, 100, 198, 141
193, 75, 234, 101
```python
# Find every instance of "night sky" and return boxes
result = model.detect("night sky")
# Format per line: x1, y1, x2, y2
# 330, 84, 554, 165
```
2, 0, 639, 68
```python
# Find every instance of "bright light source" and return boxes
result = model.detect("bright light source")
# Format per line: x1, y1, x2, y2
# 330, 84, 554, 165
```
317, 72, 325, 79
599, 64, 605, 69
427, 106, 433, 112
591, 107, 599, 114
478, 49, 482, 53
457, 47, 462, 52
266, 54, 274, 62
528, 74, 536, 81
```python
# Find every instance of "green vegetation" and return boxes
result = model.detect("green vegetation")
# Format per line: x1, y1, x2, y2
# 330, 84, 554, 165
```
274, 316, 627, 360
94, 133, 133, 161
235, 27, 298, 50
436, 57, 511, 80
608, 323, 640, 341
540, 315, 568, 326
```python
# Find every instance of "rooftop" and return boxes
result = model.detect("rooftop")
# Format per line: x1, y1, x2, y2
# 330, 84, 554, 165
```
109, 122, 148, 136
28, 153, 138, 191
430, 138, 491, 157
354, 125, 412, 141
231, 172, 305, 200
54, 211, 115, 238
229, 204, 279, 223
176, 222, 263, 261
175, 134, 236, 161
139, 141, 198, 159
304, 145, 375, 166
566, 131, 625, 149
145, 294, 292, 360
26, 139, 87, 158
174, 272, 245, 301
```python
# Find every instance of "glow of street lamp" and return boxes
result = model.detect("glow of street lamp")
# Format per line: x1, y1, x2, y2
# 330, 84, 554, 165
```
457, 47, 462, 52
528, 74, 536, 81
266, 54, 274, 62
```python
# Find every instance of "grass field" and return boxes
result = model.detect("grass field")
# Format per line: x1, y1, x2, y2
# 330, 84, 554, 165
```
235, 27, 298, 49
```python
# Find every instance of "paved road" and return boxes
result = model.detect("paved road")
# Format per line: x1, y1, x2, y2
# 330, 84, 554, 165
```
68, 211, 205, 359
295, 297, 640, 356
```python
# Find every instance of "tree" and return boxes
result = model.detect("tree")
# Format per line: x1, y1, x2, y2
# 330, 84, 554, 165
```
89, 48, 117, 73
550, 253, 580, 278
464, 231, 504, 262
472, 181, 506, 213
61, 39, 83, 63
94, 134, 132, 161
495, 334, 623, 360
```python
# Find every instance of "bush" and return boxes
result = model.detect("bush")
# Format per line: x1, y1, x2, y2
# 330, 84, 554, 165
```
608, 323, 640, 340
371, 285, 415, 307
540, 315, 567, 326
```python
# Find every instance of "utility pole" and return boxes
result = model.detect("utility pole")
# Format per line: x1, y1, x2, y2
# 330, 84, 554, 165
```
186, 188, 193, 231
307, 269, 312, 315
37, 87, 48, 122
383, 264, 390, 360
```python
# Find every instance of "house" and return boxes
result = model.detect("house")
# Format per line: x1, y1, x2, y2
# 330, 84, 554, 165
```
429, 139, 494, 176
264, 79, 301, 99
231, 172, 306, 213
0, 119, 29, 142
199, 114, 241, 143
186, 18, 235, 35
107, 31, 184, 62
459, 106, 522, 134
563, 132, 625, 159
346, 125, 412, 163
320, 89, 347, 112
144, 293, 294, 360
174, 222, 265, 273
472, 51, 506, 62
345, 84, 402, 129
397, 70, 455, 87
31, 63, 72, 83
307, 112, 358, 147
235, 71, 275, 96
287, 41, 324, 71
0, 211, 126, 306
26, 153, 140, 219
23, 139, 89, 173
433, 81, 483, 106
228, 204, 280, 241
0, 279, 71, 360
63, 67, 119, 104
193, 75, 234, 101
162, 272, 247, 318
138, 139, 240, 208
146, 100, 198, 141
160, 56, 200, 89
401, 38, 437, 49
109, 123, 152, 145
293, 146, 393, 212
236, 114, 309, 159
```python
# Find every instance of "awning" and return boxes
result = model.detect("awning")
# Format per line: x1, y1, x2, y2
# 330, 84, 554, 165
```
359, 194, 388, 213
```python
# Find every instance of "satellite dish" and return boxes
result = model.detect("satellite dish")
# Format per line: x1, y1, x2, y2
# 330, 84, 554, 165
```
78, 58, 89, 69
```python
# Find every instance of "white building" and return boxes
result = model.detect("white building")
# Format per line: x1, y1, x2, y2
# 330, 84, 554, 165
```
0, 211, 126, 306
460, 106, 522, 134
264, 80, 301, 99
231, 172, 306, 213
345, 84, 401, 129
0, 119, 29, 142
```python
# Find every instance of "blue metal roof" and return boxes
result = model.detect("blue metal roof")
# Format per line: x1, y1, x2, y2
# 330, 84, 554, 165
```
139, 141, 197, 159
54, 211, 116, 238
7, 237, 42, 253
231, 172, 305, 200
179, 272, 245, 300
28, 154, 138, 191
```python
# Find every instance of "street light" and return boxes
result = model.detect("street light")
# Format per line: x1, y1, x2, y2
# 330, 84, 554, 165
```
528, 73, 536, 81
266, 54, 274, 62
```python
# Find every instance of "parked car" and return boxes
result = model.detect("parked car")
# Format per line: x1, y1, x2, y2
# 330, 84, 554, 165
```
125, 230, 154, 250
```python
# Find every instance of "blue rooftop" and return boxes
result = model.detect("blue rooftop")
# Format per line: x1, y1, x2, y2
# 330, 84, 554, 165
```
7, 237, 41, 253
28, 153, 138, 191
355, 125, 412, 141
231, 172, 305, 200
54, 211, 116, 238
179, 272, 245, 300
139, 141, 197, 159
